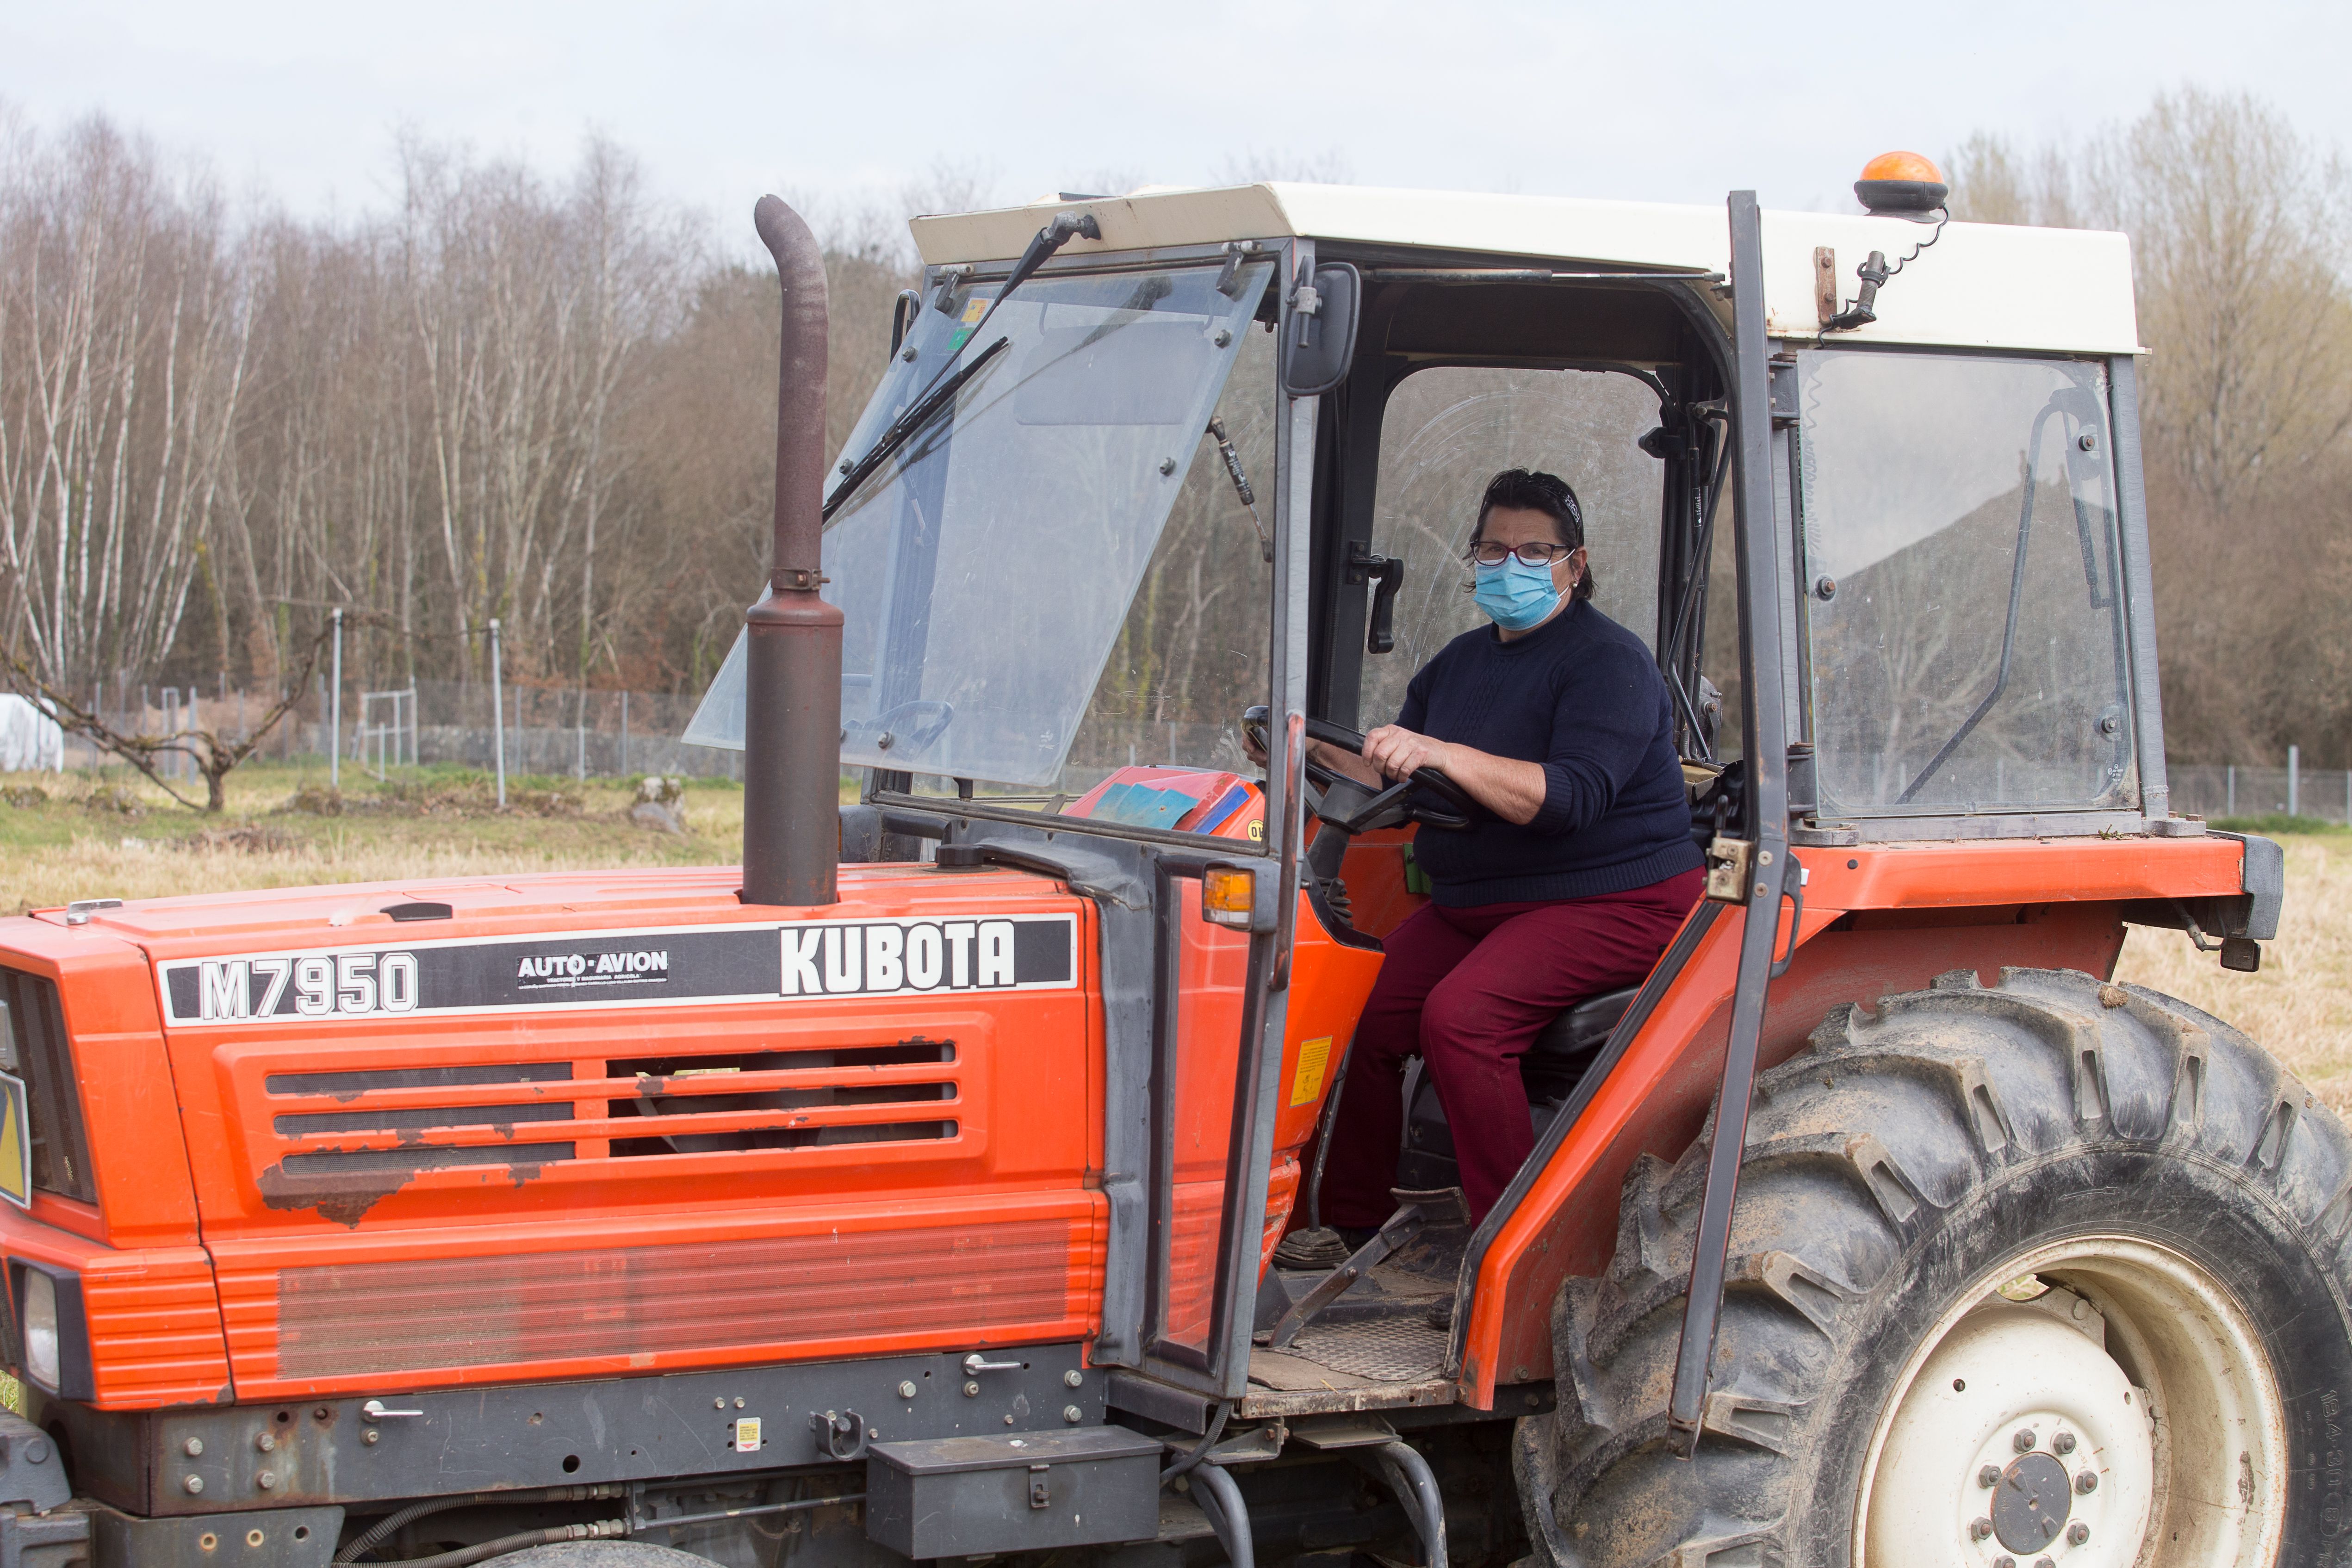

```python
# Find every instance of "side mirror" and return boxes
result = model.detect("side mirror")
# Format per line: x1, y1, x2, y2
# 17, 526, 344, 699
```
1279, 262, 1360, 397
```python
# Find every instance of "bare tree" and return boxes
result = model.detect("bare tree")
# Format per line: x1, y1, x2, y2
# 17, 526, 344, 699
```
4, 621, 329, 810
0, 117, 249, 692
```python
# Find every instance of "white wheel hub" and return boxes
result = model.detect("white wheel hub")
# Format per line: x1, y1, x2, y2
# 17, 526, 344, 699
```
1867, 1297, 2152, 1568
1856, 1237, 2286, 1568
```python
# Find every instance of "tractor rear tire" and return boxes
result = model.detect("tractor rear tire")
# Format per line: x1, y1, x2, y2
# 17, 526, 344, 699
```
1521, 967, 2352, 1568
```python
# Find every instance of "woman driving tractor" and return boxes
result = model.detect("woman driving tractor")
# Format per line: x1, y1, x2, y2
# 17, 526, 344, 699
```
1307, 468, 1705, 1231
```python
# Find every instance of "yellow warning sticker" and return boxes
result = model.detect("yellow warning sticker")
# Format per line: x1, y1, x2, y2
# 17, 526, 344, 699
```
733, 1416, 762, 1453
1290, 1037, 1334, 1107
961, 297, 987, 324
0, 1072, 28, 1209
1247, 818, 1264, 841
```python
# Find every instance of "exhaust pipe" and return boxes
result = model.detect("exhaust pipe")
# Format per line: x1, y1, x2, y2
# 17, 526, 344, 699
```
740, 195, 842, 907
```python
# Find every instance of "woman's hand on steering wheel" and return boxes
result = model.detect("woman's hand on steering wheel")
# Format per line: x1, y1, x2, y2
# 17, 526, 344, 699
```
1239, 707, 1475, 830
1361, 725, 1449, 783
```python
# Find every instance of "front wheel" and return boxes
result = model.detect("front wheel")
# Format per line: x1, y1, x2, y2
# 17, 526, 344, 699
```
1525, 967, 2351, 1568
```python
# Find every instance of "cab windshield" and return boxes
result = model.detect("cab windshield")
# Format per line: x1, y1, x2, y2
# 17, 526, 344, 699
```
687, 256, 1276, 787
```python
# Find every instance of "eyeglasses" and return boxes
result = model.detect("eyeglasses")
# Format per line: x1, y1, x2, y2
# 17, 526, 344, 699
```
1467, 540, 1577, 567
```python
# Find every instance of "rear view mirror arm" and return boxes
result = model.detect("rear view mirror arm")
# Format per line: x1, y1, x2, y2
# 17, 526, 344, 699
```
1344, 543, 1403, 654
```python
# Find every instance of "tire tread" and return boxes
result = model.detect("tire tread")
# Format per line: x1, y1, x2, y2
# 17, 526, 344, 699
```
1532, 966, 2352, 1568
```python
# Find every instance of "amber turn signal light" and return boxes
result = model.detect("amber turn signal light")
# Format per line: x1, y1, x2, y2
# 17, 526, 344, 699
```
1860, 150, 1943, 184
1856, 150, 1949, 221
1202, 868, 1255, 929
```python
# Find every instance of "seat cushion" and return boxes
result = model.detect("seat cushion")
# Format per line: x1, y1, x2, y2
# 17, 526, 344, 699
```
1520, 985, 1640, 1103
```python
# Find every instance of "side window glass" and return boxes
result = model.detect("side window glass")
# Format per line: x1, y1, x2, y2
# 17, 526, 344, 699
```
1361, 367, 1664, 726
1800, 350, 2135, 817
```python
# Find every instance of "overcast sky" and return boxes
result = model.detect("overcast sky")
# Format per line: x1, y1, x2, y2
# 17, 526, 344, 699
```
5, 0, 2347, 253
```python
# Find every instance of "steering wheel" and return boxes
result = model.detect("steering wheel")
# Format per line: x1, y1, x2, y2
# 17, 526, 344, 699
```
1240, 706, 1475, 831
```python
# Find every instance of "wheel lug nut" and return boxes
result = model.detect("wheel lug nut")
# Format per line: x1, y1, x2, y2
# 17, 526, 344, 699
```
2075, 1469, 2098, 1494
1970, 1517, 1993, 1541
1979, 1464, 2003, 1488
1993, 1557, 2016, 1568
2067, 1522, 2090, 1545
2052, 1431, 2076, 1454
2035, 1558, 2055, 1568
2014, 1427, 2037, 1452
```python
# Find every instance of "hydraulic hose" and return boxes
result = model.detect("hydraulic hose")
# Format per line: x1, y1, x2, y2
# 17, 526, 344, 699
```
337, 1486, 625, 1563
1189, 1461, 1256, 1568
369, 1520, 629, 1568
1376, 1441, 1448, 1568
1159, 1400, 1230, 1486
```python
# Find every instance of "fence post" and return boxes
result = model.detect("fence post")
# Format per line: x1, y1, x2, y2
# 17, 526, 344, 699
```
2226, 765, 2235, 817
489, 619, 507, 809
621, 692, 629, 777
576, 690, 587, 782
2289, 745, 2301, 819
329, 608, 343, 790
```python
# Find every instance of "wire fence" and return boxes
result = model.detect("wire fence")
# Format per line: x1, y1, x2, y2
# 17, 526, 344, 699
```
2171, 753, 2352, 825
47, 677, 2352, 826
54, 682, 1258, 794
63, 679, 747, 783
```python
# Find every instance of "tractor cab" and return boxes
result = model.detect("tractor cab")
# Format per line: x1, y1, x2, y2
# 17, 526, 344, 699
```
685, 177, 2192, 1417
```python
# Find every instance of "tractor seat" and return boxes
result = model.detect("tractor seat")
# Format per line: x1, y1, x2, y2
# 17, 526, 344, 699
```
1395, 984, 1645, 1193
1518, 985, 1640, 1104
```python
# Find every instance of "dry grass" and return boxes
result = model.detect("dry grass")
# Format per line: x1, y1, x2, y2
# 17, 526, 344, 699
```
0, 763, 745, 914
2114, 832, 2352, 1115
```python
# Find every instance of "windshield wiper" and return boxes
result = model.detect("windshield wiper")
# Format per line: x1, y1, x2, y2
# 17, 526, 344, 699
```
821, 335, 1008, 521
822, 210, 1101, 520
1895, 390, 2097, 804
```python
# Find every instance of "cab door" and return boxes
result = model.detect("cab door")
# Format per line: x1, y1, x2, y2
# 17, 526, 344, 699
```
1122, 239, 1329, 1402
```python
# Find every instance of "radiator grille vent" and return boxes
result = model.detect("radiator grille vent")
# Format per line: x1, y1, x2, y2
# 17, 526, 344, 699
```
609, 1038, 956, 1155
257, 1036, 959, 1180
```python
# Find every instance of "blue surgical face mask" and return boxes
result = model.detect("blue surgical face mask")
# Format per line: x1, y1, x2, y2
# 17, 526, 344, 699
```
1473, 555, 1563, 631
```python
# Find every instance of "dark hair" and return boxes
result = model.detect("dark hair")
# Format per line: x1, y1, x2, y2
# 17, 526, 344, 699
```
1472, 468, 1593, 602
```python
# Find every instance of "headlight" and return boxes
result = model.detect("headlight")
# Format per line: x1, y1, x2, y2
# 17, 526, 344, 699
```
20, 1269, 56, 1391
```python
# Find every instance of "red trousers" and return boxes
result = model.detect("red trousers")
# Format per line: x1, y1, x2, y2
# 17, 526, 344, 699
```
1320, 868, 1705, 1228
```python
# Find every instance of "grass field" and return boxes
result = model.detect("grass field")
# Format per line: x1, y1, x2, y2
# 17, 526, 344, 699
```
2112, 820, 2352, 1114
4, 765, 2345, 1108
0, 762, 745, 912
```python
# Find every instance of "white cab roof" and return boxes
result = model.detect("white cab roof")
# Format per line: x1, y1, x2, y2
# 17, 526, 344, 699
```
907, 182, 2140, 357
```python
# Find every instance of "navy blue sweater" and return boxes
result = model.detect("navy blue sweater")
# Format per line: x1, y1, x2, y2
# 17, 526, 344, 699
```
1398, 601, 1702, 907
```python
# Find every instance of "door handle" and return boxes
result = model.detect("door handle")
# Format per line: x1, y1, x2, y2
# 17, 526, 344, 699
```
361, 1399, 424, 1420
962, 1353, 1023, 1375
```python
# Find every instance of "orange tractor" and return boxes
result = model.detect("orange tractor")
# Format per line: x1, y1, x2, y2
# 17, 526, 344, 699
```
0, 161, 2324, 1568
